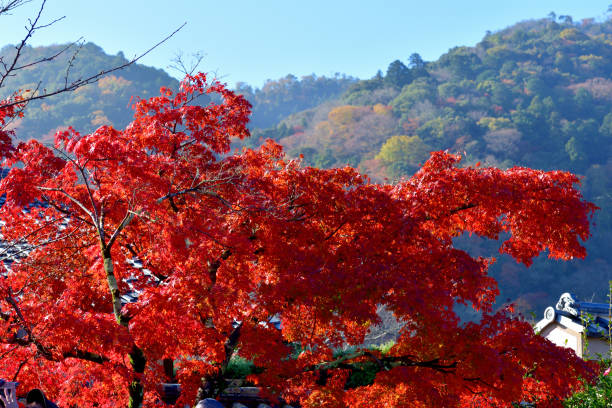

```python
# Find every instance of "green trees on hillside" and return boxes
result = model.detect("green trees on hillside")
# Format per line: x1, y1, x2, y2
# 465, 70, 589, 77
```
235, 73, 356, 129
376, 135, 430, 177
384, 60, 411, 89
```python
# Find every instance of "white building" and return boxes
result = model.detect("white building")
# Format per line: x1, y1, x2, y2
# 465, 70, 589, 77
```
535, 293, 612, 359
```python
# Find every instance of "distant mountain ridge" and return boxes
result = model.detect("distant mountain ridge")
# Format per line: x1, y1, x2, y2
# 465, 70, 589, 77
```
0, 42, 179, 142
0, 42, 355, 143
235, 73, 356, 129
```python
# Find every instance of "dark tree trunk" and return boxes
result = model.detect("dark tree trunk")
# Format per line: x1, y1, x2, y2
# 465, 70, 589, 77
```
128, 345, 147, 408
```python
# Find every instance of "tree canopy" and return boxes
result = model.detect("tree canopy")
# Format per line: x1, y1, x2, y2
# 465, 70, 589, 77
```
0, 73, 598, 407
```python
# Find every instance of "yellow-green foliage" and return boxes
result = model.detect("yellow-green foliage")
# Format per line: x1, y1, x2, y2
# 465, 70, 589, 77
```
560, 28, 588, 41
327, 105, 366, 126
372, 103, 392, 116
477, 116, 513, 131
376, 135, 431, 166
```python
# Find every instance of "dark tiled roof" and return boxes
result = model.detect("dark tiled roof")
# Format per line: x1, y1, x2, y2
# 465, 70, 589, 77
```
539, 292, 612, 338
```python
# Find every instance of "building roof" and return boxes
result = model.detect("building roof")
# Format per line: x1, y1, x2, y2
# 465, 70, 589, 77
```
534, 292, 611, 338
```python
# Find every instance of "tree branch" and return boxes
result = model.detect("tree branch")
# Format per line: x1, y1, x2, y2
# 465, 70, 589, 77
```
0, 1, 32, 16
0, 18, 186, 110
207, 249, 231, 285
105, 209, 138, 251
425, 202, 478, 221
63, 349, 109, 364
36, 186, 95, 222
0, 0, 65, 92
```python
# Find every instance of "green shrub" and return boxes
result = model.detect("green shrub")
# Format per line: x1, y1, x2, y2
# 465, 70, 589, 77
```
564, 363, 612, 407
225, 356, 257, 379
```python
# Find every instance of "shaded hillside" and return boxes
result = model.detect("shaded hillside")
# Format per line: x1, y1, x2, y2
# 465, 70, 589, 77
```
0, 43, 355, 146
236, 73, 356, 130
0, 42, 180, 142
253, 16, 612, 313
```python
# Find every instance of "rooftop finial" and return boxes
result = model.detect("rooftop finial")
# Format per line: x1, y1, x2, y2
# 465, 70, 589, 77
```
556, 292, 579, 316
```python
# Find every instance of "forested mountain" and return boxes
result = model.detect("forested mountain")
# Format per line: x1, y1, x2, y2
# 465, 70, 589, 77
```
0, 42, 179, 142
235, 73, 356, 129
0, 42, 355, 144
269, 18, 612, 176
3, 14, 612, 314
243, 16, 612, 314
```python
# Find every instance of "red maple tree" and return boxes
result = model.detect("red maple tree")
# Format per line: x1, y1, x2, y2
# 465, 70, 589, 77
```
0, 74, 598, 407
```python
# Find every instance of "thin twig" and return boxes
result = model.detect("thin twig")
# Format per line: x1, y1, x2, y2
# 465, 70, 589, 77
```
0, 22, 187, 109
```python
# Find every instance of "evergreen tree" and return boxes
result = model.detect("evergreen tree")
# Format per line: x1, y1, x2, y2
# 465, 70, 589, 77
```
384, 60, 412, 89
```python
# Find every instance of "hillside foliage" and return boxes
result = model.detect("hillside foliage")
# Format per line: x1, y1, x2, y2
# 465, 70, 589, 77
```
1, 44, 354, 145
0, 43, 179, 142
235, 73, 356, 129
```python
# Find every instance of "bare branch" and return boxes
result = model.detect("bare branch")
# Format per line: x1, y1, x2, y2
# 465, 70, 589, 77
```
0, 0, 32, 17
0, 0, 61, 90
0, 21, 186, 110
12, 357, 28, 381
74, 158, 100, 225
36, 186, 95, 221
63, 40, 84, 88
168, 51, 205, 77
324, 220, 347, 241
105, 209, 138, 251
10, 40, 79, 73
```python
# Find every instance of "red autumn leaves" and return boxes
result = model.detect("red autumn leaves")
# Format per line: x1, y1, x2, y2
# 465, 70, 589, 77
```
0, 73, 598, 407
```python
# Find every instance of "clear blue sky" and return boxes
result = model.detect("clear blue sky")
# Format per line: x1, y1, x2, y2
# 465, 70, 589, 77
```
1, 0, 611, 88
